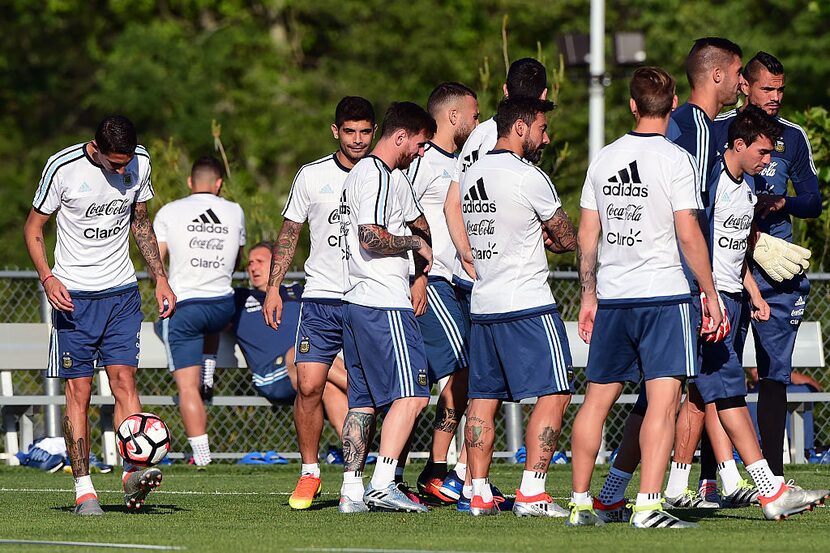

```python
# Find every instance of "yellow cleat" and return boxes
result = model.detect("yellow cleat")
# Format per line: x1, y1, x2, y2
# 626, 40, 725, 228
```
289, 474, 322, 510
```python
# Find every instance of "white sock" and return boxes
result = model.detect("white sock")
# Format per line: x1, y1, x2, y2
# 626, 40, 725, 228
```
370, 456, 397, 489
717, 459, 742, 496
519, 470, 546, 497
472, 478, 493, 502
462, 484, 473, 500
301, 463, 320, 478
571, 490, 592, 507
746, 459, 782, 498
597, 467, 633, 505
636, 492, 662, 508
201, 355, 216, 387
74, 475, 97, 504
664, 462, 691, 498
453, 462, 467, 480
341, 470, 364, 501
188, 434, 212, 466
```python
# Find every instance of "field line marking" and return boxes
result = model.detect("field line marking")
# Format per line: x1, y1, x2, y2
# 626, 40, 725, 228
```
0, 487, 325, 496
0, 539, 184, 550
294, 549, 500, 553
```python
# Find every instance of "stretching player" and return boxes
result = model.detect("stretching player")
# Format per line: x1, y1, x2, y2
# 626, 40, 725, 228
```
694, 104, 825, 519
441, 57, 548, 508
337, 102, 436, 513
568, 67, 719, 529
463, 96, 576, 518
405, 82, 480, 502
154, 155, 246, 468
263, 97, 375, 510
715, 52, 824, 489
23, 115, 176, 514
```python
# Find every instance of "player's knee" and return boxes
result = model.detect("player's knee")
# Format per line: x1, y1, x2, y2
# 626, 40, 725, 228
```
107, 371, 137, 397
714, 396, 746, 411
297, 377, 326, 400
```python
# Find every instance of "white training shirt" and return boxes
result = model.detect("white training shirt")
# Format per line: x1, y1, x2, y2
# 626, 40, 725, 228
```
153, 193, 246, 302
580, 132, 701, 303
405, 142, 457, 281
32, 142, 153, 292
282, 153, 352, 300
451, 117, 498, 286
708, 160, 756, 294
461, 150, 561, 317
341, 155, 423, 309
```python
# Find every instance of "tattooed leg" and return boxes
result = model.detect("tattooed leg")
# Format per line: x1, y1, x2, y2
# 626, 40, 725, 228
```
429, 369, 468, 462
525, 393, 571, 473
63, 377, 93, 478
342, 409, 376, 472
465, 399, 500, 479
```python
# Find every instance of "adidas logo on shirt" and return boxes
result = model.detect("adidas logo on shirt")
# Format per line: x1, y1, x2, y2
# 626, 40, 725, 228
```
462, 177, 497, 213
795, 296, 805, 307
244, 294, 262, 312
187, 209, 229, 234
79, 182, 91, 193
603, 160, 649, 198
319, 183, 334, 194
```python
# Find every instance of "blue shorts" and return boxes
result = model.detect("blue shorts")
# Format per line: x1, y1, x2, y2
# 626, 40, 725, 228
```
48, 285, 143, 379
694, 293, 747, 403
452, 276, 473, 329
253, 355, 297, 405
737, 266, 810, 385
294, 299, 343, 366
342, 303, 430, 409
157, 295, 236, 371
586, 298, 697, 384
418, 278, 469, 382
469, 306, 574, 401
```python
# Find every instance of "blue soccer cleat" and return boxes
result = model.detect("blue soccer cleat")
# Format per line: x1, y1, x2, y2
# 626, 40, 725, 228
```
439, 471, 464, 501
457, 495, 471, 512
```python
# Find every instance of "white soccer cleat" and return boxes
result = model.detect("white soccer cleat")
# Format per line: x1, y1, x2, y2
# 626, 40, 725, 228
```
665, 488, 719, 509
512, 491, 569, 517
630, 502, 698, 528
123, 467, 162, 510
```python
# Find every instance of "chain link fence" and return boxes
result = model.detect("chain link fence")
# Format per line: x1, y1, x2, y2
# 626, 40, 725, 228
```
2, 271, 829, 462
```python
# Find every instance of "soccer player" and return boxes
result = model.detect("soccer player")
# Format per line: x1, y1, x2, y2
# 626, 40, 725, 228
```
568, 67, 720, 529
404, 82, 480, 502
440, 57, 548, 508
262, 96, 376, 510
462, 96, 576, 518
23, 115, 176, 514
693, 104, 825, 519
154, 156, 246, 468
715, 52, 824, 489
234, 242, 348, 431
337, 101, 436, 513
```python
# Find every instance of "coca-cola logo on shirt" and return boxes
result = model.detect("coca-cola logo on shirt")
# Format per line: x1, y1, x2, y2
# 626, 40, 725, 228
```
85, 199, 131, 218
606, 203, 643, 222
723, 214, 752, 230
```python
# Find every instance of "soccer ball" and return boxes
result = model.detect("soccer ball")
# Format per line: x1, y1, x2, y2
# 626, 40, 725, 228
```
117, 412, 171, 467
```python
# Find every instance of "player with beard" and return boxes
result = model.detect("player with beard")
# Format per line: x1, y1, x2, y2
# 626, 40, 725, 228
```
461, 96, 577, 517
263, 96, 376, 510
401, 82, 481, 503
337, 102, 436, 513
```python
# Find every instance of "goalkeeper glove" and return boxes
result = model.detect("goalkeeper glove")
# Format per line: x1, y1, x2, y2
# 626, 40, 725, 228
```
752, 233, 811, 282
700, 291, 730, 343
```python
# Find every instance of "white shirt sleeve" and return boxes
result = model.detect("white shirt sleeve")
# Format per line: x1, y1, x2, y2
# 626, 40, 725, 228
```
137, 162, 154, 202
153, 205, 169, 243
393, 171, 423, 223
579, 169, 598, 210
281, 168, 311, 223
34, 167, 63, 215
671, 152, 702, 211
523, 168, 562, 221
355, 167, 392, 227
238, 204, 247, 246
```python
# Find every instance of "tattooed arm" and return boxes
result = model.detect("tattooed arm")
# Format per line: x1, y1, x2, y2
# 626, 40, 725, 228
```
342, 409, 376, 472
131, 201, 176, 318
24, 209, 74, 312
262, 219, 303, 331
541, 208, 577, 254
577, 208, 600, 343
407, 215, 432, 315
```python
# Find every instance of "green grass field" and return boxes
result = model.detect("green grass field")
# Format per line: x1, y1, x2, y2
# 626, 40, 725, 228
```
1, 463, 829, 553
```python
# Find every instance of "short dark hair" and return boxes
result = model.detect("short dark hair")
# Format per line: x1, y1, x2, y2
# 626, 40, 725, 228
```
95, 115, 137, 155
685, 37, 743, 88
506, 58, 547, 98
190, 155, 224, 183
335, 96, 375, 128
743, 51, 785, 84
727, 104, 783, 149
250, 240, 274, 253
380, 102, 437, 139
494, 97, 555, 138
426, 82, 477, 117
630, 67, 676, 118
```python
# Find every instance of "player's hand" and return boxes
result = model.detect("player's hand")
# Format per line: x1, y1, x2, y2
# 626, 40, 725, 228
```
411, 275, 428, 316
756, 194, 786, 219
578, 298, 597, 344
262, 285, 284, 331
460, 248, 476, 280
699, 291, 725, 341
43, 275, 74, 312
750, 295, 771, 322
155, 277, 176, 319
752, 233, 811, 282
417, 240, 433, 274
